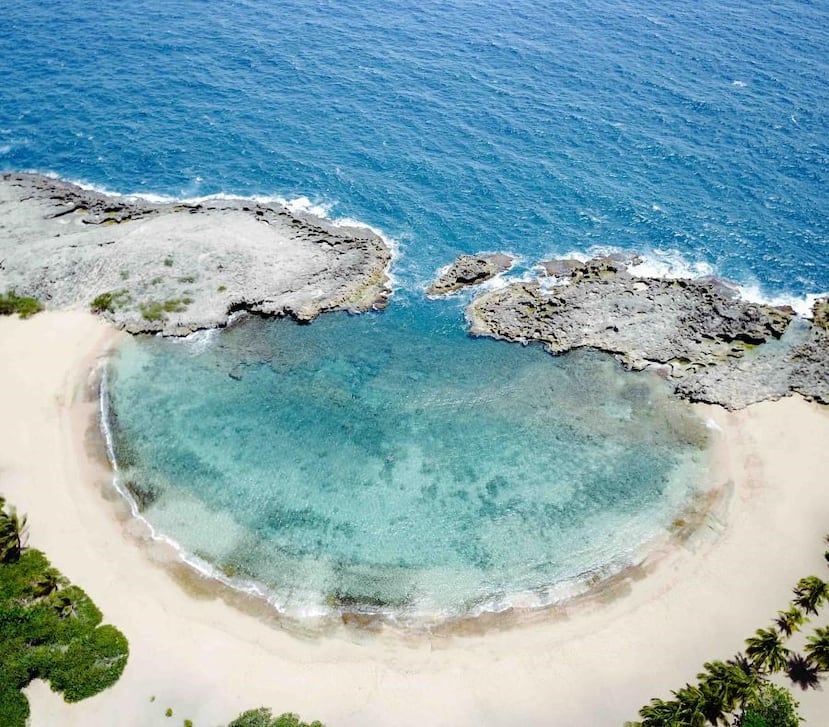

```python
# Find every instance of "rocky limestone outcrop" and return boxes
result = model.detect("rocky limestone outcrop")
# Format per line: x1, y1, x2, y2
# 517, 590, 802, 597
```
427, 253, 514, 295
467, 256, 828, 409
0, 173, 392, 334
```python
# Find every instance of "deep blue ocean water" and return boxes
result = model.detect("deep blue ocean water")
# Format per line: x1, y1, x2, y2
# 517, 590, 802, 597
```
2, 0, 828, 295
4, 0, 827, 619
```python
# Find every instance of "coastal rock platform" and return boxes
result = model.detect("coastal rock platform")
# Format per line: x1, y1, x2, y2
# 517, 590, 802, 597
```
427, 252, 514, 295
0, 173, 392, 334
467, 255, 829, 409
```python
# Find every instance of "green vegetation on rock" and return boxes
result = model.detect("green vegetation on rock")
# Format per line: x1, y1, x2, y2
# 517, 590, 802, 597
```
228, 707, 324, 727
0, 496, 129, 727
90, 289, 132, 313
140, 298, 189, 321
0, 290, 43, 318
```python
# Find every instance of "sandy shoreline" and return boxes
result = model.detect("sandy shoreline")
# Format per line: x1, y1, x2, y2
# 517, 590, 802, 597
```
2, 311, 828, 726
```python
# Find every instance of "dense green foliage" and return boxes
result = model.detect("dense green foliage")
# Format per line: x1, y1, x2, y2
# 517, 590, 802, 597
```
0, 290, 43, 318
228, 707, 325, 727
739, 684, 800, 727
628, 537, 829, 726
0, 497, 129, 726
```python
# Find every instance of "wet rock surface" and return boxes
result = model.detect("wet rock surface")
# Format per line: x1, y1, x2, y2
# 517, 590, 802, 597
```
427, 253, 514, 295
467, 256, 828, 409
0, 173, 392, 334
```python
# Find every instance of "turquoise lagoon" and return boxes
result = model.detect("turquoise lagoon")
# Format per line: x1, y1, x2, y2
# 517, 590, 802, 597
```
105, 301, 709, 621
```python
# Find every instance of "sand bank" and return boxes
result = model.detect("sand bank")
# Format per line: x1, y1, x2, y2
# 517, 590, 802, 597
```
1, 311, 828, 726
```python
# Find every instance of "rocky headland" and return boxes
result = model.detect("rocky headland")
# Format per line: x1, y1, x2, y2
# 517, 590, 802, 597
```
0, 173, 392, 334
466, 255, 829, 409
427, 253, 514, 295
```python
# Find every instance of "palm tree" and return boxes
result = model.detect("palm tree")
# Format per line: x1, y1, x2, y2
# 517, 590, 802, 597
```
49, 591, 77, 619
639, 697, 685, 726
0, 503, 28, 563
745, 627, 791, 673
697, 660, 759, 721
805, 626, 829, 672
31, 568, 63, 598
697, 660, 758, 721
793, 576, 829, 616
786, 653, 821, 690
671, 685, 708, 727
775, 605, 808, 637
730, 653, 755, 676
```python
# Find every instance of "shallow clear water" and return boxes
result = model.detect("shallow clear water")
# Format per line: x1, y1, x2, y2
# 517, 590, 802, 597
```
107, 305, 708, 618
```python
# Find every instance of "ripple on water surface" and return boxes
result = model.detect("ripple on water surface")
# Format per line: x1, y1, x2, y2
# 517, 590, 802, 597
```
106, 304, 710, 622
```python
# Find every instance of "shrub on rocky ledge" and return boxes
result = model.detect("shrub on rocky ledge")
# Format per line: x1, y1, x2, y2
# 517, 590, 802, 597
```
0, 290, 43, 318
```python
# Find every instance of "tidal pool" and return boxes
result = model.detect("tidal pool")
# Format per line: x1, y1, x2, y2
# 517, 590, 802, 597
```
105, 302, 709, 622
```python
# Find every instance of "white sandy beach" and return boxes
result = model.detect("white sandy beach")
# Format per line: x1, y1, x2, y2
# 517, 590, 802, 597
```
1, 311, 828, 726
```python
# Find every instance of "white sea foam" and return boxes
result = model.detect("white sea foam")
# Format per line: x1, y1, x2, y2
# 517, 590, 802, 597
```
275, 194, 333, 219
627, 249, 715, 279
545, 245, 824, 317
168, 327, 221, 353
735, 284, 826, 318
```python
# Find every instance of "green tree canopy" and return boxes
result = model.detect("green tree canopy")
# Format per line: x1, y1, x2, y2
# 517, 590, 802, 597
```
0, 500, 129, 727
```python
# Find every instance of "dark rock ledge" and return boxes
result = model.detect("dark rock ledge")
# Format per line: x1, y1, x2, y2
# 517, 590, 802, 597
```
466, 255, 829, 409
427, 253, 514, 296
0, 173, 392, 335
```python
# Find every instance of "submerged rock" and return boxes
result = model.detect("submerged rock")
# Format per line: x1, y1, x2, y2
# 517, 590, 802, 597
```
0, 173, 392, 335
538, 253, 642, 279
427, 253, 514, 295
467, 256, 828, 409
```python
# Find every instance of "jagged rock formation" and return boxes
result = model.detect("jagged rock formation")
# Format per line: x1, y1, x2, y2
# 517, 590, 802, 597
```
427, 253, 514, 295
467, 256, 829, 409
0, 173, 392, 334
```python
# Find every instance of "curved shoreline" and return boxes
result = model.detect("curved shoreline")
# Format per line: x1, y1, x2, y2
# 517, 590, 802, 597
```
97, 317, 717, 630
99, 350, 721, 629
3, 311, 829, 725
